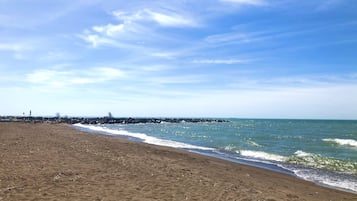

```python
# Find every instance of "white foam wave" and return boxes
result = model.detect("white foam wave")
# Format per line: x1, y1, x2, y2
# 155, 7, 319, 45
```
294, 150, 314, 157
74, 124, 214, 151
291, 168, 357, 193
288, 150, 357, 175
323, 138, 357, 148
239, 150, 287, 162
223, 144, 238, 152
246, 140, 262, 147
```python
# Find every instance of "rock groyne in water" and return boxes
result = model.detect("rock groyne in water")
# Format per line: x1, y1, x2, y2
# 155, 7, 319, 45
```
0, 116, 228, 124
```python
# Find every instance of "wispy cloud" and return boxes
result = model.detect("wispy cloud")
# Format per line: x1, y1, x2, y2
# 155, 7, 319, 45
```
144, 9, 197, 27
193, 58, 247, 64
26, 67, 125, 87
112, 8, 197, 28
226, 73, 357, 91
0, 41, 35, 60
92, 24, 125, 37
219, 0, 267, 6
25, 63, 207, 90
0, 43, 28, 52
81, 8, 197, 48
150, 52, 178, 59
205, 32, 252, 44
145, 74, 208, 85
0, 0, 105, 29
203, 20, 356, 51
204, 28, 300, 47
80, 33, 119, 48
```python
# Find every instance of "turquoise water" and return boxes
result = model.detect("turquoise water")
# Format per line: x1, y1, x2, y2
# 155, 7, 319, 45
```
75, 119, 357, 192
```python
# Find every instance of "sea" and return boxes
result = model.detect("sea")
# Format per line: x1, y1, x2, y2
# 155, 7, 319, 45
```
74, 119, 357, 193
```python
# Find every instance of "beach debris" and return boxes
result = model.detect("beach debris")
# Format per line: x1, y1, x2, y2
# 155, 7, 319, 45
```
53, 173, 62, 181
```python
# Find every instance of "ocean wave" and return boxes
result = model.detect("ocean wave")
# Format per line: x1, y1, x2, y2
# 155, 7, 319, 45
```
223, 144, 238, 152
294, 150, 314, 157
246, 140, 262, 147
287, 150, 357, 175
235, 149, 357, 175
323, 138, 357, 148
289, 167, 357, 193
238, 150, 287, 162
74, 124, 215, 151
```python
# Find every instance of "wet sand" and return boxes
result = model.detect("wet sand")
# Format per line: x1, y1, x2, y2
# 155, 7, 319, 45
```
0, 122, 356, 200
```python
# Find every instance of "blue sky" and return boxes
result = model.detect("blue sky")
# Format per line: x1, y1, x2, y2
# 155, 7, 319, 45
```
1, 0, 357, 119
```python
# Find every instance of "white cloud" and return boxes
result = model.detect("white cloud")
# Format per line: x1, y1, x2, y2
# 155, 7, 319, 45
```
81, 8, 197, 48
145, 10, 196, 27
193, 59, 246, 64
93, 24, 125, 36
70, 78, 94, 84
0, 43, 26, 51
26, 70, 69, 84
219, 0, 267, 6
225, 73, 357, 91
150, 52, 178, 59
26, 70, 70, 87
0, 0, 100, 29
205, 32, 252, 44
39, 51, 71, 62
26, 67, 125, 87
94, 67, 124, 79
113, 9, 197, 27
146, 74, 208, 85
0, 42, 32, 60
112, 10, 142, 23
202, 84, 357, 119
79, 33, 119, 47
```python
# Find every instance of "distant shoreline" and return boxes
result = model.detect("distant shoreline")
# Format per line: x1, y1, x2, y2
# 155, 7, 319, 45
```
0, 116, 228, 124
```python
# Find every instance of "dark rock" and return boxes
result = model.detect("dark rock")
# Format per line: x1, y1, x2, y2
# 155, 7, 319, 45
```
0, 116, 229, 124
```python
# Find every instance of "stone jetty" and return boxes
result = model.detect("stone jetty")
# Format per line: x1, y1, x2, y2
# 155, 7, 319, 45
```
0, 116, 228, 124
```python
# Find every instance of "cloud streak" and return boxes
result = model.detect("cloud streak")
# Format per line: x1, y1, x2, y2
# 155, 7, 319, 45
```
81, 8, 197, 48
0, 43, 28, 52
144, 9, 197, 27
26, 67, 125, 87
193, 59, 247, 64
219, 0, 267, 6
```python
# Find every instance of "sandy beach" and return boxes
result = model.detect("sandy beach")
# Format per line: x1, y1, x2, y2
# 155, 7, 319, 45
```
0, 123, 355, 201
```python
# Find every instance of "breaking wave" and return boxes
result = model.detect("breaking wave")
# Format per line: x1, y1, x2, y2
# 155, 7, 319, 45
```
74, 123, 214, 151
323, 138, 357, 148
238, 150, 287, 162
287, 151, 357, 175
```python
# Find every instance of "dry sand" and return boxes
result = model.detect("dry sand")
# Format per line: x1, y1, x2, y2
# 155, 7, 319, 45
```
0, 122, 356, 201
